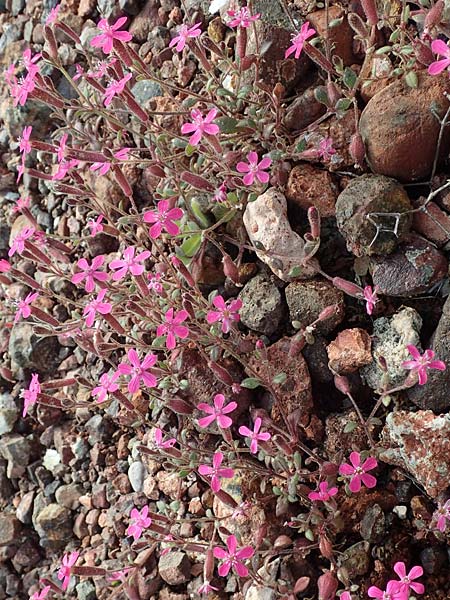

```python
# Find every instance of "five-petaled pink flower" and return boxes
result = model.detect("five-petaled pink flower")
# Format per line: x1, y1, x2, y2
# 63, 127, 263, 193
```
169, 22, 202, 52
157, 308, 189, 350
227, 6, 261, 28
368, 580, 402, 600
57, 550, 79, 591
91, 17, 133, 54
402, 345, 446, 385
126, 505, 152, 541
339, 451, 377, 493
117, 348, 158, 394
92, 372, 119, 403
109, 246, 150, 281
340, 593, 352, 600
8, 226, 35, 257
199, 581, 219, 594
30, 586, 51, 600
148, 272, 163, 294
433, 498, 450, 532
103, 73, 132, 106
239, 417, 271, 454
393, 562, 424, 597
214, 182, 227, 203
181, 108, 220, 146
14, 291, 38, 322
285, 21, 316, 59
213, 534, 254, 577
154, 428, 177, 449
20, 373, 40, 417
363, 285, 378, 316
143, 199, 184, 239
206, 295, 242, 334
71, 255, 108, 293
428, 39, 450, 76
45, 4, 60, 26
88, 214, 104, 236
83, 288, 112, 327
236, 151, 271, 186
317, 137, 336, 161
197, 393, 237, 428
308, 481, 338, 502
198, 451, 234, 493
19, 125, 32, 156
12, 196, 31, 213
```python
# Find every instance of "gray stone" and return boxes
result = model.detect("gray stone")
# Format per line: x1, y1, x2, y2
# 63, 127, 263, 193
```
128, 461, 147, 492
85, 414, 113, 446
420, 547, 448, 575
158, 551, 191, 585
338, 541, 370, 577
55, 484, 83, 510
0, 393, 19, 435
8, 323, 61, 374
131, 80, 162, 104
16, 491, 35, 524
360, 504, 385, 542
238, 274, 284, 336
361, 307, 422, 392
76, 580, 97, 600
285, 279, 344, 335
0, 434, 31, 478
0, 513, 21, 545
33, 503, 72, 550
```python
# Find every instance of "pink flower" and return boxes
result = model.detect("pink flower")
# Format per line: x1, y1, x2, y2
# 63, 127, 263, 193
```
107, 568, 132, 582
12, 196, 31, 213
57, 550, 79, 591
433, 498, 450, 532
103, 73, 132, 106
213, 534, 254, 577
143, 199, 184, 239
19, 125, 32, 156
45, 4, 60, 26
213, 182, 227, 202
153, 428, 177, 449
428, 39, 450, 75
91, 17, 133, 54
197, 393, 237, 428
83, 288, 112, 327
73, 64, 85, 80
206, 295, 242, 334
8, 226, 35, 257
57, 132, 68, 162
11, 73, 36, 107
199, 581, 219, 594
239, 417, 271, 454
318, 137, 336, 161
340, 593, 352, 600
308, 481, 338, 502
402, 345, 446, 385
393, 562, 425, 597
169, 22, 202, 52
117, 348, 158, 394
30, 586, 51, 600
198, 451, 234, 493
368, 580, 403, 600
126, 505, 152, 541
148, 272, 163, 294
88, 57, 116, 78
0, 259, 11, 272
236, 151, 271, 186
52, 158, 79, 181
88, 214, 104, 236
71, 255, 108, 293
157, 308, 189, 350
22, 49, 41, 73
339, 451, 377, 493
109, 246, 150, 281
90, 161, 111, 175
92, 372, 119, 403
14, 291, 39, 322
181, 108, 220, 146
20, 373, 40, 417
363, 285, 378, 316
227, 6, 261, 27
285, 21, 316, 59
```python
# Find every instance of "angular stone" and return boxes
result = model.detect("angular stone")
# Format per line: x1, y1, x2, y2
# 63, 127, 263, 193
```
16, 491, 35, 524
360, 72, 450, 182
326, 329, 372, 374
412, 200, 450, 247
128, 461, 147, 492
55, 484, 83, 510
284, 87, 326, 131
286, 163, 338, 218
285, 279, 344, 335
238, 274, 285, 336
0, 434, 31, 478
8, 323, 60, 374
243, 188, 317, 281
158, 551, 191, 585
380, 411, 450, 498
33, 503, 73, 549
308, 5, 355, 66
0, 513, 21, 545
0, 393, 19, 435
370, 234, 447, 297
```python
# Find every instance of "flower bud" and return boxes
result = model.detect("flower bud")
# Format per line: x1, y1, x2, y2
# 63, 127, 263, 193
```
412, 39, 434, 66
44, 25, 58, 59
181, 171, 214, 191
317, 571, 338, 600
222, 254, 240, 284
424, 0, 444, 31
319, 535, 334, 560
360, 0, 379, 25
326, 81, 342, 106
349, 132, 366, 167
307, 206, 321, 239
334, 374, 350, 395
332, 276, 363, 297
318, 305, 338, 322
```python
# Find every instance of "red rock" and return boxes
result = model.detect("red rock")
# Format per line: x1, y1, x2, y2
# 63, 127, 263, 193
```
412, 200, 450, 247
285, 164, 339, 217
327, 328, 372, 374
307, 5, 356, 66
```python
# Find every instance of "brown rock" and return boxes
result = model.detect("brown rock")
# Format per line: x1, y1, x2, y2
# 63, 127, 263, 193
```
370, 234, 447, 296
307, 5, 356, 66
412, 200, 450, 247
158, 551, 191, 585
286, 164, 338, 217
359, 54, 394, 102
16, 491, 35, 524
130, 0, 162, 42
73, 512, 88, 539
284, 86, 327, 131
0, 513, 21, 545
156, 471, 188, 500
380, 411, 450, 498
317, 109, 358, 171
327, 328, 372, 374
248, 336, 313, 429
359, 72, 450, 182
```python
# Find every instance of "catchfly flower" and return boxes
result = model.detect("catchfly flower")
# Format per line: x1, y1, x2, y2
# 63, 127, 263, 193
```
198, 451, 234, 492
428, 39, 450, 75
402, 345, 446, 385
207, 295, 242, 333
363, 285, 378, 316
433, 498, 450, 532
339, 451, 377, 493
157, 308, 189, 350
30, 586, 51, 600
153, 428, 177, 449
169, 22, 202, 52
368, 580, 402, 600
213, 534, 254, 577
239, 417, 271, 454
14, 291, 38, 322
71, 255, 108, 293
227, 6, 261, 27
92, 372, 119, 404
181, 108, 220, 146
392, 562, 425, 597
21, 373, 40, 417
117, 349, 158, 394
83, 288, 112, 327
127, 505, 152, 541
109, 246, 150, 281
91, 17, 133, 54
8, 226, 35, 257
308, 481, 338, 502
285, 21, 316, 59
236, 151, 272, 185
103, 73, 132, 107
197, 393, 237, 428
57, 550, 79, 591
143, 199, 184, 239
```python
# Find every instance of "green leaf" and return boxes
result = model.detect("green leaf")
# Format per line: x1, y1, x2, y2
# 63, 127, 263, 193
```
181, 232, 202, 257
405, 70, 418, 88
190, 198, 211, 228
314, 86, 329, 106
335, 97, 352, 112
343, 67, 357, 89
217, 116, 239, 134
295, 138, 307, 153
185, 144, 195, 157
343, 421, 358, 433
305, 529, 315, 541
375, 45, 392, 55
273, 372, 287, 385
241, 377, 262, 389
288, 266, 302, 278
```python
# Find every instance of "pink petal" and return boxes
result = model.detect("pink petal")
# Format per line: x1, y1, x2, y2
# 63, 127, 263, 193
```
258, 157, 272, 169
198, 465, 213, 476
406, 344, 421, 360
417, 367, 428, 385
429, 360, 446, 371
360, 473, 377, 488
198, 414, 216, 428
213, 547, 227, 559
234, 562, 249, 577
408, 566, 423, 579
349, 451, 361, 468
348, 474, 362, 493
256, 170, 270, 183
361, 457, 377, 471
217, 562, 231, 577
236, 161, 250, 173
242, 173, 254, 185
431, 39, 450, 56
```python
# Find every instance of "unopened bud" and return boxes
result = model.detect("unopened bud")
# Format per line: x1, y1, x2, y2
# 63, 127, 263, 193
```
204, 547, 215, 582
167, 396, 194, 415
349, 132, 366, 167
334, 374, 350, 395
318, 305, 337, 322
112, 166, 133, 197
222, 254, 240, 284
348, 12, 369, 38
319, 535, 334, 560
424, 0, 444, 31
181, 171, 214, 191
412, 39, 434, 66
326, 81, 342, 106
307, 206, 321, 239
360, 0, 379, 25
44, 25, 58, 59
237, 27, 247, 59
147, 164, 165, 178
332, 276, 363, 297
317, 571, 338, 600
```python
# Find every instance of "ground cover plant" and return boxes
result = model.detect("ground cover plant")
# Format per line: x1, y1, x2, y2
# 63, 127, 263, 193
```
1, 0, 450, 598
